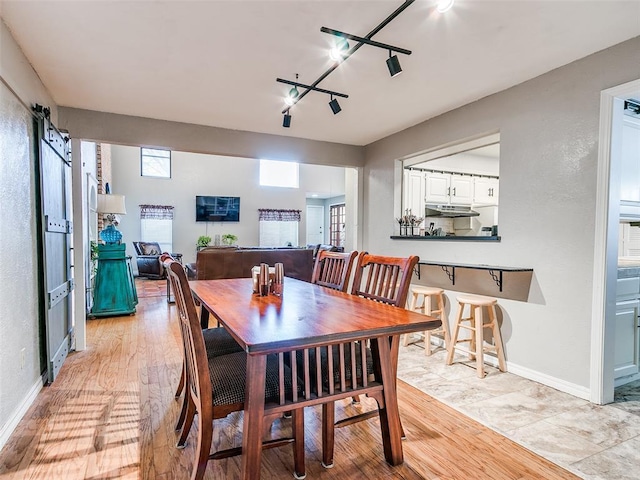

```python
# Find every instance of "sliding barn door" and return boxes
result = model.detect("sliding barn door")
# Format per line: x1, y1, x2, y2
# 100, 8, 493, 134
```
35, 110, 73, 383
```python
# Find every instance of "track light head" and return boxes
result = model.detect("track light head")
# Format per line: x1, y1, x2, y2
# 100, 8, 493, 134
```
436, 0, 455, 13
386, 52, 402, 77
284, 86, 299, 106
329, 39, 349, 62
329, 96, 342, 115
283, 113, 291, 128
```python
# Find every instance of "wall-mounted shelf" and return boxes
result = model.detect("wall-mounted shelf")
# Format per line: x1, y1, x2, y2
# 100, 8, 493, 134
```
391, 235, 501, 242
416, 261, 533, 292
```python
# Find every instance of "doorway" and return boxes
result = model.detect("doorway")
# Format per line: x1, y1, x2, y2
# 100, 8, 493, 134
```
306, 205, 324, 245
592, 78, 640, 404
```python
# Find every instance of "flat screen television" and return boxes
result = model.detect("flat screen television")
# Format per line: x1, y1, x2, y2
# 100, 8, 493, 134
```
195, 196, 240, 222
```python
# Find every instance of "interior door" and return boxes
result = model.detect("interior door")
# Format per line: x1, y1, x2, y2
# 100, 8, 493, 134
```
36, 110, 73, 383
306, 205, 324, 245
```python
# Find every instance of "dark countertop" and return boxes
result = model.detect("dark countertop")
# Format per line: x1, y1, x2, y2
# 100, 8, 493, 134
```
390, 235, 501, 242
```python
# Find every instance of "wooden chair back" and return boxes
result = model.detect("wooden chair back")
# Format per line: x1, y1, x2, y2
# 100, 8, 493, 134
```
164, 259, 214, 431
350, 252, 419, 307
311, 250, 358, 292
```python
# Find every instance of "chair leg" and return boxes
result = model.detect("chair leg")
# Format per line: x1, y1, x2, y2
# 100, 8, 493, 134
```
177, 397, 196, 448
175, 389, 189, 431
292, 409, 306, 479
402, 292, 420, 346
321, 402, 335, 468
191, 403, 212, 480
175, 361, 185, 398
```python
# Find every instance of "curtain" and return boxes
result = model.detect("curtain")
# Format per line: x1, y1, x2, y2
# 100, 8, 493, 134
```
139, 204, 174, 220
258, 209, 301, 222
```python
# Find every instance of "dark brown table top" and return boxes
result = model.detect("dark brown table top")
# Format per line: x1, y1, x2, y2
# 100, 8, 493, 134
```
190, 277, 441, 354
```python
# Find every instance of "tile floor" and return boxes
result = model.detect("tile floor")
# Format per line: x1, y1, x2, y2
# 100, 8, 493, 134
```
397, 340, 640, 480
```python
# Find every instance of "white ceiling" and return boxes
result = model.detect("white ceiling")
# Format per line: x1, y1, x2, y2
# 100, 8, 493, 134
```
1, 0, 639, 146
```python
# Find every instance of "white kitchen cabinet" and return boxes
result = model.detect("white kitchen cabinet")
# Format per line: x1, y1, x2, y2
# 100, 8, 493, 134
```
403, 169, 425, 217
614, 276, 640, 382
473, 177, 500, 206
425, 172, 450, 204
450, 174, 473, 205
425, 172, 473, 206
620, 116, 640, 203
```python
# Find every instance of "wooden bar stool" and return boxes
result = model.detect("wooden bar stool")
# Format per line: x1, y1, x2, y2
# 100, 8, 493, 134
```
446, 294, 506, 378
403, 286, 450, 355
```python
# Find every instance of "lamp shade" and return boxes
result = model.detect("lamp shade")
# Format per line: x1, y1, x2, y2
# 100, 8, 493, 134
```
97, 194, 127, 215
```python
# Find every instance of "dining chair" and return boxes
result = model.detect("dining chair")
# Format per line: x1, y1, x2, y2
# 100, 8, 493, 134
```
311, 249, 358, 292
164, 259, 306, 480
161, 255, 244, 433
321, 252, 419, 468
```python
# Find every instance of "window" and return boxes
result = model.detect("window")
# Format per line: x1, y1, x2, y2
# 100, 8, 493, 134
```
259, 159, 299, 188
330, 204, 346, 247
141, 148, 171, 178
258, 209, 300, 247
140, 205, 174, 252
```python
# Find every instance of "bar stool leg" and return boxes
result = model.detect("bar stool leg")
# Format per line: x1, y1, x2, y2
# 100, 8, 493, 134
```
438, 293, 451, 351
402, 291, 420, 347
423, 295, 433, 355
488, 304, 507, 372
474, 305, 485, 378
446, 302, 464, 365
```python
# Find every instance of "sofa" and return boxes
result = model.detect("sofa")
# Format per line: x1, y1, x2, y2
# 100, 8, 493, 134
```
132, 241, 182, 279
307, 243, 345, 263
192, 247, 314, 282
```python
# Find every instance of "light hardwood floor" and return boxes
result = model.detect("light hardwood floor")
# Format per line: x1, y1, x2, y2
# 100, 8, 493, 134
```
0, 290, 578, 479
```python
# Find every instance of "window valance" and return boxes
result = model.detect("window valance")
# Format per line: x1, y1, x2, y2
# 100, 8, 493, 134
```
139, 204, 174, 220
258, 209, 301, 222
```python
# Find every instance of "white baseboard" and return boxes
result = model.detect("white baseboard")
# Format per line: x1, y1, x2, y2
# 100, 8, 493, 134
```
0, 376, 44, 451
484, 355, 591, 401
614, 371, 640, 388
421, 338, 592, 401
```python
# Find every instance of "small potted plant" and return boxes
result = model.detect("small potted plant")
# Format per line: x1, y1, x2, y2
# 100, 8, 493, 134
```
197, 235, 211, 250
221, 233, 237, 246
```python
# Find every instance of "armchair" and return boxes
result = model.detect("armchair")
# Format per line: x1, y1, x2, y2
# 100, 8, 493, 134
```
132, 241, 182, 279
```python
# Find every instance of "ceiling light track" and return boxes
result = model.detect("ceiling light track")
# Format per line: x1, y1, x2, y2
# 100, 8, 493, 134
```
278, 0, 416, 123
276, 78, 348, 99
319, 27, 412, 56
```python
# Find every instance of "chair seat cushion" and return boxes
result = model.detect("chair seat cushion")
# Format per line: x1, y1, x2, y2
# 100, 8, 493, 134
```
203, 327, 243, 357
209, 352, 299, 406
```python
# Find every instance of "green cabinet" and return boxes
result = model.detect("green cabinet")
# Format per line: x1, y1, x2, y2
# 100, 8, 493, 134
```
90, 244, 138, 317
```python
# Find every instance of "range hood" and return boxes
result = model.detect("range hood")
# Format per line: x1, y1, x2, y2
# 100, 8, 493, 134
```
425, 204, 480, 218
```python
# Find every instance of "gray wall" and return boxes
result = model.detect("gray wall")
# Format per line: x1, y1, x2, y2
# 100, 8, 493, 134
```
110, 145, 347, 266
0, 19, 57, 447
59, 108, 364, 168
363, 36, 640, 392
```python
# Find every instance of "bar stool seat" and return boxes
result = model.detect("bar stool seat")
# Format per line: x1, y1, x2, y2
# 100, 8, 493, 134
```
403, 285, 450, 355
446, 294, 506, 378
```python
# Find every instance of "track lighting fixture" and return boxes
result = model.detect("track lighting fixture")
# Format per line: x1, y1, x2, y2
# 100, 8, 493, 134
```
276, 0, 416, 127
277, 78, 347, 114
329, 38, 350, 62
320, 27, 411, 78
284, 86, 299, 106
386, 51, 403, 77
329, 95, 341, 114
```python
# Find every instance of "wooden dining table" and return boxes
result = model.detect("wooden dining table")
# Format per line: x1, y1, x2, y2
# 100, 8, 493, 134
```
190, 276, 441, 480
